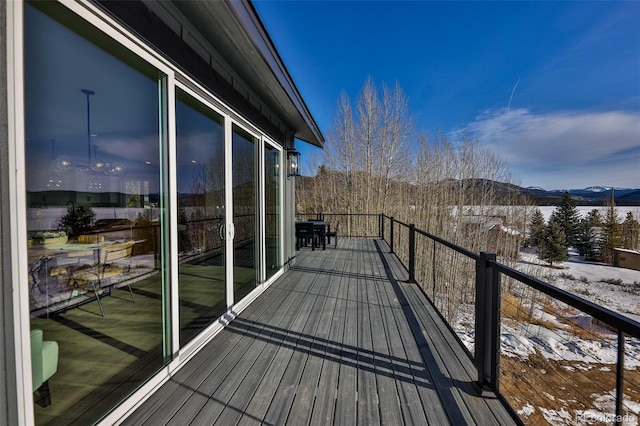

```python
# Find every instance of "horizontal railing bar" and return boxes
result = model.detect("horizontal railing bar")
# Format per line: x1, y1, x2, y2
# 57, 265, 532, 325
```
322, 213, 380, 217
306, 212, 640, 339
493, 261, 640, 336
383, 213, 479, 261
393, 218, 411, 228
298, 213, 380, 218
414, 228, 480, 261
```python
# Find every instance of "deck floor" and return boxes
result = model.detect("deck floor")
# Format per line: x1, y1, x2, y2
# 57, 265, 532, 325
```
122, 238, 515, 425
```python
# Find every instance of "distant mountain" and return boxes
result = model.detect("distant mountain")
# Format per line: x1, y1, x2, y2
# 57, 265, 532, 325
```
433, 181, 640, 205
526, 186, 640, 205
616, 189, 640, 203
582, 186, 612, 193
297, 170, 640, 206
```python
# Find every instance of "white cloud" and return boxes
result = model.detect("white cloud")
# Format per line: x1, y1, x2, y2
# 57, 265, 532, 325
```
455, 108, 640, 189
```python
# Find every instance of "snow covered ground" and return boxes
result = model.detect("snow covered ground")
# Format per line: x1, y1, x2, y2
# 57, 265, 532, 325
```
504, 251, 640, 425
519, 250, 640, 323
454, 250, 640, 425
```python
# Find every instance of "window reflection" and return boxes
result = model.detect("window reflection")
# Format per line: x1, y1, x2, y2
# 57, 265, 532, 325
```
232, 125, 258, 301
265, 144, 281, 279
176, 90, 227, 345
25, 3, 167, 424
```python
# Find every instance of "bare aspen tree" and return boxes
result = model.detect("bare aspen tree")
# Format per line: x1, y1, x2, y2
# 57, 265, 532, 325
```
310, 79, 415, 234
379, 81, 413, 214
324, 91, 357, 217
299, 78, 533, 323
355, 77, 380, 213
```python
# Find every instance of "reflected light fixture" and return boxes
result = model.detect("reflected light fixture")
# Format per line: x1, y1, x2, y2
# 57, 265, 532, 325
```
90, 144, 106, 172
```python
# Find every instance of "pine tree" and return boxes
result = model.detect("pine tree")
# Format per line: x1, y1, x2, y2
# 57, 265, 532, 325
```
549, 191, 580, 247
539, 220, 568, 266
600, 201, 624, 263
57, 204, 95, 235
622, 211, 640, 250
574, 218, 598, 259
527, 209, 546, 248
586, 209, 603, 228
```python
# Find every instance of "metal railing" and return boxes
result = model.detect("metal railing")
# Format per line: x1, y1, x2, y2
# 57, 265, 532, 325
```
301, 212, 640, 423
295, 213, 381, 238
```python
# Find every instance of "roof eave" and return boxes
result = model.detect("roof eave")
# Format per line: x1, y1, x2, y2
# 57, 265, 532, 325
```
174, 0, 324, 148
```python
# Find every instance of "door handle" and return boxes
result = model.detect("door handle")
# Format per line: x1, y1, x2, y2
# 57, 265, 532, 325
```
219, 223, 235, 240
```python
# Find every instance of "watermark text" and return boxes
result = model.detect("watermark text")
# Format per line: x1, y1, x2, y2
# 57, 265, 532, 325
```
577, 412, 637, 424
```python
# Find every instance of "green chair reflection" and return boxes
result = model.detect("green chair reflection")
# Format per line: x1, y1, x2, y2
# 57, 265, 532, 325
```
31, 329, 59, 407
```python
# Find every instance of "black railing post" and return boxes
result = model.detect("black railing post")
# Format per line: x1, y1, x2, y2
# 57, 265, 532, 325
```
408, 224, 416, 283
616, 331, 625, 423
379, 213, 384, 239
432, 240, 436, 302
389, 216, 394, 254
475, 251, 500, 398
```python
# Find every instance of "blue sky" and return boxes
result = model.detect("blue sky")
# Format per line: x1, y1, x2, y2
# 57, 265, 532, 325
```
254, 1, 640, 190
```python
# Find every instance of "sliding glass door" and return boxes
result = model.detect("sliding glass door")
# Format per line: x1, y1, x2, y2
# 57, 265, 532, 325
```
20, 2, 285, 423
24, 3, 169, 424
231, 124, 259, 302
265, 142, 282, 281
176, 90, 227, 345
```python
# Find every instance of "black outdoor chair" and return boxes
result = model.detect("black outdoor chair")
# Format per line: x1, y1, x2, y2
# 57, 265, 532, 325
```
326, 223, 338, 248
295, 222, 315, 251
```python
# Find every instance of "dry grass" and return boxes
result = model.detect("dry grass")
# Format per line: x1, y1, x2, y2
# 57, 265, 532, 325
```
503, 291, 607, 342
502, 352, 640, 425
502, 292, 560, 331
500, 292, 639, 424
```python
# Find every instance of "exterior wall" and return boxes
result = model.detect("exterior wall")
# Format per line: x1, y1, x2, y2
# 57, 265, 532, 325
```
613, 249, 640, 271
284, 133, 297, 266
2, 1, 317, 423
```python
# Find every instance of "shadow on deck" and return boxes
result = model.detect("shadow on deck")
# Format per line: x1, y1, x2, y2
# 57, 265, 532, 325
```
122, 238, 517, 425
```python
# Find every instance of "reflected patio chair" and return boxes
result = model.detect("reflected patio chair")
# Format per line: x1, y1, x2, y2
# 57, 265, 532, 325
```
31, 329, 58, 407
71, 240, 136, 316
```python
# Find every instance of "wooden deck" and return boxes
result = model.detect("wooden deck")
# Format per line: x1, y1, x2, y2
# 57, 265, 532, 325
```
122, 238, 516, 425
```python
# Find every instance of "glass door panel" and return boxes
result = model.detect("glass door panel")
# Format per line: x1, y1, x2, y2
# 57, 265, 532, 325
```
265, 144, 282, 280
24, 3, 167, 424
176, 90, 226, 345
231, 125, 258, 302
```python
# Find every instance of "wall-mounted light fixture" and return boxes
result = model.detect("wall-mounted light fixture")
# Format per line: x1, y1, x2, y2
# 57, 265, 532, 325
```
287, 149, 301, 178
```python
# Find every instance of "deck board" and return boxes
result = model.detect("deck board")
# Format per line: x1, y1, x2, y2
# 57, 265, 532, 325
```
122, 238, 516, 425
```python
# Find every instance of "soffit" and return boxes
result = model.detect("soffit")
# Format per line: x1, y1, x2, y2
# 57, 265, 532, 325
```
171, 0, 324, 148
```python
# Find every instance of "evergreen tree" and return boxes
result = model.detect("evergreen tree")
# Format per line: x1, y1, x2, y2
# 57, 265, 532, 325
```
622, 211, 640, 250
549, 191, 580, 247
539, 220, 568, 266
527, 209, 546, 248
574, 218, 598, 259
600, 202, 624, 263
58, 204, 95, 235
586, 209, 603, 228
